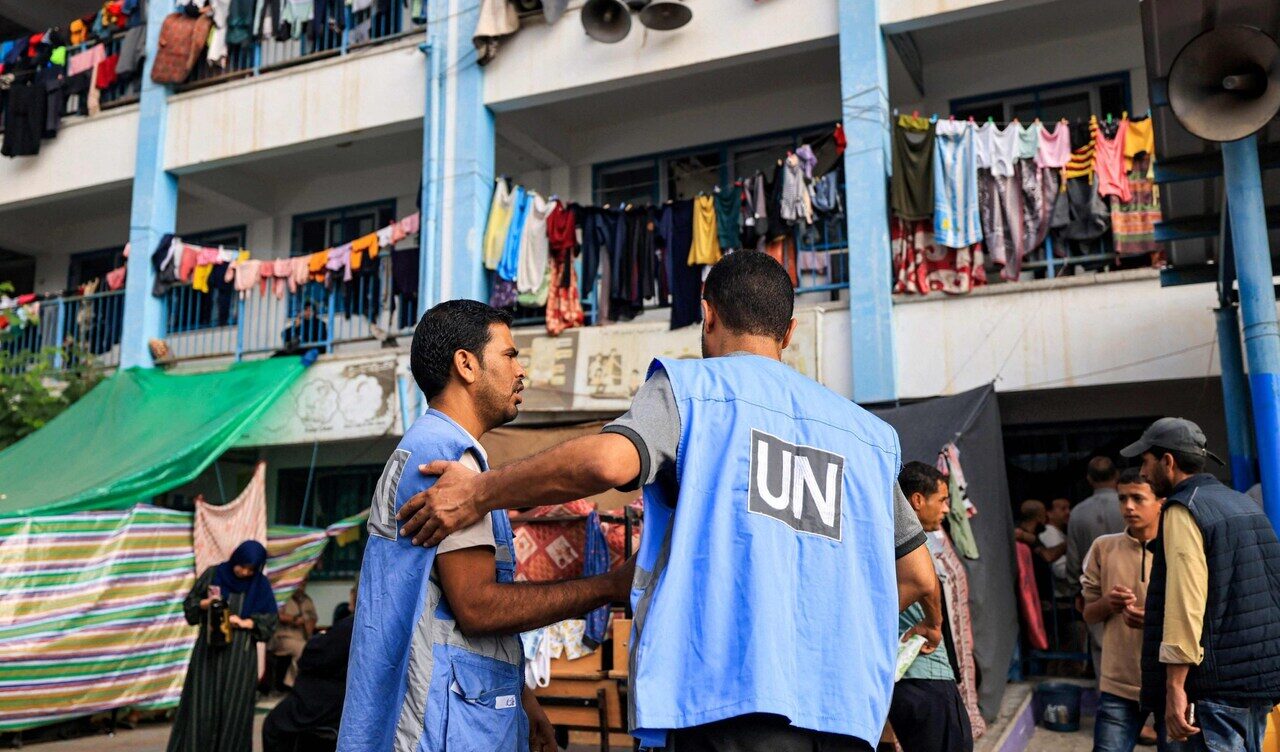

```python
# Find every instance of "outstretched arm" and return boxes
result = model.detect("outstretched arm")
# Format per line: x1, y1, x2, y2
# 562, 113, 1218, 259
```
435, 545, 634, 636
399, 433, 641, 546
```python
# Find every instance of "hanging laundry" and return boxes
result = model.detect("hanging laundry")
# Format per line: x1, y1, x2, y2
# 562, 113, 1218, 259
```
987, 122, 1020, 179
765, 160, 789, 241
391, 248, 419, 329
794, 144, 817, 180
193, 462, 268, 576
1111, 154, 1163, 256
978, 165, 1030, 281
496, 185, 529, 283
178, 244, 199, 282
489, 278, 518, 308
350, 232, 378, 270
546, 201, 577, 257
764, 236, 799, 287
472, 0, 518, 66
1092, 116, 1132, 202
151, 234, 181, 296
1050, 174, 1111, 258
933, 120, 983, 249
482, 178, 515, 270
936, 444, 979, 559
1021, 164, 1060, 257
890, 114, 935, 221
973, 120, 994, 171
658, 200, 701, 330
398, 212, 420, 237
516, 194, 553, 299
106, 266, 127, 290
1035, 120, 1072, 169
1015, 121, 1041, 161
230, 258, 263, 294
928, 531, 988, 740
581, 511, 611, 648
192, 263, 214, 293
780, 152, 814, 225
688, 195, 722, 266
326, 243, 353, 282
740, 173, 769, 250
1062, 120, 1095, 181
1123, 116, 1155, 172
545, 252, 584, 336
713, 188, 741, 251
892, 217, 986, 296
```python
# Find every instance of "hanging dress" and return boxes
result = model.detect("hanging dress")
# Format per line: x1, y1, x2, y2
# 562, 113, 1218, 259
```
482, 179, 515, 270
1093, 116, 1132, 202
688, 195, 722, 266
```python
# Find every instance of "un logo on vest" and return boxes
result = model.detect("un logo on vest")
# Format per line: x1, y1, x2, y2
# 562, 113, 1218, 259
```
748, 429, 845, 541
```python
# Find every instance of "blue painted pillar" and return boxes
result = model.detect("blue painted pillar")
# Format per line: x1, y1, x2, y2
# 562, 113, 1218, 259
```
838, 0, 897, 403
1222, 134, 1280, 530
419, 0, 494, 310
1216, 304, 1256, 491
120, 0, 179, 369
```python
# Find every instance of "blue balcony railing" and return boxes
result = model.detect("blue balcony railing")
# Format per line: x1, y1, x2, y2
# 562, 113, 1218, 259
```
182, 4, 423, 89
1, 290, 125, 374
162, 252, 416, 362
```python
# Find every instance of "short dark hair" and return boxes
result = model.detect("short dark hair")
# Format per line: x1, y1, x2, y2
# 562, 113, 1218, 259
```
702, 250, 794, 341
1086, 456, 1118, 483
1117, 467, 1146, 487
1148, 445, 1206, 475
410, 300, 512, 401
898, 461, 946, 499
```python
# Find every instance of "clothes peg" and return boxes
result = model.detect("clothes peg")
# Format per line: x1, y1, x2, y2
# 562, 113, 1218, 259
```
968, 116, 975, 123
1106, 113, 1113, 124
987, 116, 994, 123
1121, 110, 1128, 120
912, 110, 919, 118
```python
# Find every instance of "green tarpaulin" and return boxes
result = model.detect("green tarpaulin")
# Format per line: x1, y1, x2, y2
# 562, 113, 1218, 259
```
0, 358, 305, 517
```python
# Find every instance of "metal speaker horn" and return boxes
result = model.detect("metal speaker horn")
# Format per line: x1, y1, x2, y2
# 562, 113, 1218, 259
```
639, 0, 691, 31
582, 0, 632, 43
1167, 25, 1280, 143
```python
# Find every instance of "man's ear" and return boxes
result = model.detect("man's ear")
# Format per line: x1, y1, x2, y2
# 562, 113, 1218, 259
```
453, 348, 480, 387
701, 299, 714, 331
780, 318, 798, 350
908, 492, 926, 512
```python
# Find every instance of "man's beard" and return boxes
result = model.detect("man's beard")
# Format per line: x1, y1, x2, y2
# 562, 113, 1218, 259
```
1148, 464, 1175, 497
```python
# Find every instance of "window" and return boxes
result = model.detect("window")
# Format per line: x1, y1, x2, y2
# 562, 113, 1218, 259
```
951, 73, 1131, 125
291, 200, 396, 257
68, 246, 126, 289
276, 464, 382, 580
165, 225, 248, 333
0, 249, 35, 295
665, 150, 723, 201
594, 161, 659, 208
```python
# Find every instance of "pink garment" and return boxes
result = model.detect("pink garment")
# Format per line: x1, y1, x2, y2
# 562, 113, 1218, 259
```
270, 259, 292, 299
178, 245, 198, 282
106, 266, 126, 290
193, 461, 268, 577
399, 212, 420, 236
68, 43, 106, 76
932, 533, 988, 740
326, 243, 353, 282
195, 246, 221, 266
232, 259, 262, 293
1035, 121, 1071, 169
1094, 118, 1132, 202
289, 256, 310, 293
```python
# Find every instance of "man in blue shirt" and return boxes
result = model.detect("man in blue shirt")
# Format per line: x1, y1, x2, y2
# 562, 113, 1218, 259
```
338, 300, 634, 752
398, 252, 943, 751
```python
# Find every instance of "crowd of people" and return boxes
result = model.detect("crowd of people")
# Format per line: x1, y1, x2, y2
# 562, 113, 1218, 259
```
155, 249, 1280, 752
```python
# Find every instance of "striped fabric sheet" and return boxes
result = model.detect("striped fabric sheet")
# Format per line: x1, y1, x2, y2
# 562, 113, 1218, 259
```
0, 504, 366, 732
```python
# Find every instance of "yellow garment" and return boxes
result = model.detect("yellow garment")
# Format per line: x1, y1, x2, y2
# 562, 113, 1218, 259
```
192, 264, 213, 293
350, 232, 379, 270
308, 250, 329, 281
482, 182, 515, 270
69, 19, 87, 46
1159, 504, 1208, 666
1124, 118, 1155, 171
688, 195, 722, 266
1263, 705, 1280, 752
897, 114, 931, 131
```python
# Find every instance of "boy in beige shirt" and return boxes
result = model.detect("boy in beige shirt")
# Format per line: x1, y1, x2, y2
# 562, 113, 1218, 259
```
1081, 467, 1160, 752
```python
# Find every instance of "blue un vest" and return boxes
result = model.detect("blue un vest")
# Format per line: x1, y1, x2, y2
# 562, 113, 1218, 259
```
628, 355, 901, 748
337, 410, 527, 752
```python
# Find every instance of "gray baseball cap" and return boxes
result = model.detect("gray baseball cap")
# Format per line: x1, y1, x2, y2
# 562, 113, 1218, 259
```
1120, 417, 1224, 464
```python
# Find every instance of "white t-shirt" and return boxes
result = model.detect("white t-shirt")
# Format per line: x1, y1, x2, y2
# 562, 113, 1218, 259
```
1039, 525, 1070, 596
435, 449, 496, 554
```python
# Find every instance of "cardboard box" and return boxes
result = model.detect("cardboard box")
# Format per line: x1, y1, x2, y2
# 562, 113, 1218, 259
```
611, 618, 632, 677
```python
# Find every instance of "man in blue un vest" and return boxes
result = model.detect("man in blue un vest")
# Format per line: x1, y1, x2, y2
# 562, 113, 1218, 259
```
337, 300, 635, 752
399, 251, 944, 751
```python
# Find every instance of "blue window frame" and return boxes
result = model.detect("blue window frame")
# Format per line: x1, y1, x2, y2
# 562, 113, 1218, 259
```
949, 71, 1133, 126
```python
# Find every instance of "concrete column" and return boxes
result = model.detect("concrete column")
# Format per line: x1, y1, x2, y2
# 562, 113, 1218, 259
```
419, 0, 495, 311
120, 0, 179, 369
838, 0, 897, 403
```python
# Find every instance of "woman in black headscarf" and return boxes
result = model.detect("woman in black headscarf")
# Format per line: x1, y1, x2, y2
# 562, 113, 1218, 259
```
167, 540, 279, 752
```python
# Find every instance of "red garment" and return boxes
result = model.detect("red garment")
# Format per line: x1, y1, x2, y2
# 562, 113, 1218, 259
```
178, 244, 198, 282
545, 252, 584, 336
833, 123, 847, 155
546, 203, 577, 254
106, 266, 127, 290
15, 293, 37, 305
95, 54, 119, 90
1015, 542, 1050, 651
891, 217, 986, 296
764, 236, 799, 286
27, 33, 42, 57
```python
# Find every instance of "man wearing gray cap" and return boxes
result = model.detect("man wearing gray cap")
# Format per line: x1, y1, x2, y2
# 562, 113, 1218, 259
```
1121, 417, 1280, 752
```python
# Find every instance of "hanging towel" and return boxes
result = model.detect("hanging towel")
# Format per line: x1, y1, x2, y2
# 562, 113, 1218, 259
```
932, 120, 983, 249
193, 461, 269, 577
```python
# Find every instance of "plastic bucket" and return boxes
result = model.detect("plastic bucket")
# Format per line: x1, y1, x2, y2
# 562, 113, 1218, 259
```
1037, 682, 1083, 732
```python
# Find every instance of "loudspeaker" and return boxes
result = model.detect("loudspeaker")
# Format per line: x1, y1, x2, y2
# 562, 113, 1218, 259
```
582, 0, 631, 43
639, 0, 692, 31
1167, 25, 1280, 142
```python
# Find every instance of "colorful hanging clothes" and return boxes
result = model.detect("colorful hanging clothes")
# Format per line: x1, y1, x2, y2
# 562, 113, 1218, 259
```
545, 253, 584, 336
688, 195, 722, 266
764, 235, 799, 287
496, 186, 529, 283
891, 115, 935, 220
1111, 154, 1163, 255
892, 217, 986, 296
1093, 116, 1132, 202
714, 189, 742, 251
193, 462, 268, 576
978, 166, 1029, 281
1062, 120, 1096, 181
1035, 120, 1072, 169
1015, 122, 1041, 161
483, 179, 515, 270
933, 120, 983, 249
1123, 116, 1155, 172
1015, 542, 1050, 651
936, 444, 979, 559
928, 532, 988, 740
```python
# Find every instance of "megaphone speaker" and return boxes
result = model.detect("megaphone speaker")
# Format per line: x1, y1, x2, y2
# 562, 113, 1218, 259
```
1167, 25, 1280, 142
639, 0, 691, 31
582, 0, 632, 43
